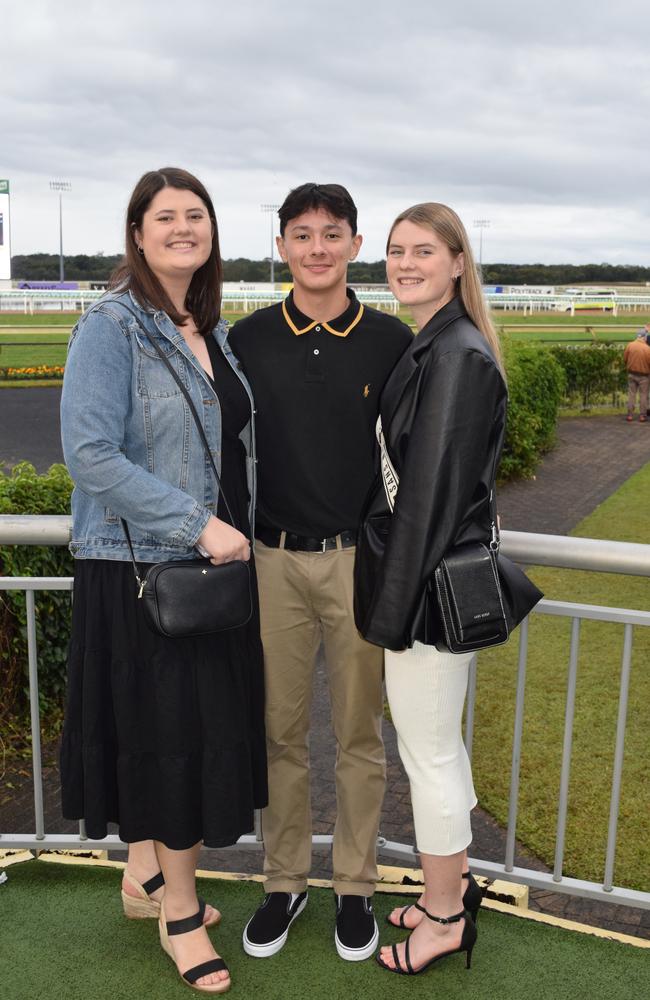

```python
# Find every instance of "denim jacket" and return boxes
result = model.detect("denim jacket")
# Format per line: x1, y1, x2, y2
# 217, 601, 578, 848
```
60, 289, 256, 562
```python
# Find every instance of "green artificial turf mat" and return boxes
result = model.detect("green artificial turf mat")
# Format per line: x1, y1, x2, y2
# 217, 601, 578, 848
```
2, 861, 647, 1000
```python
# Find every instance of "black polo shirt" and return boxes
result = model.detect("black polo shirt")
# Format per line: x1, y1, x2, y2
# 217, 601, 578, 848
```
228, 289, 412, 537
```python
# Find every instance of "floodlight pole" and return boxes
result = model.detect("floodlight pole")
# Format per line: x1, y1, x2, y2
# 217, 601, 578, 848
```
260, 203, 280, 284
473, 218, 490, 272
50, 181, 72, 282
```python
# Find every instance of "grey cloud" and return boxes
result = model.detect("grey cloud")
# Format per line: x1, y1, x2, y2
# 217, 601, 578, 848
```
3, 0, 650, 261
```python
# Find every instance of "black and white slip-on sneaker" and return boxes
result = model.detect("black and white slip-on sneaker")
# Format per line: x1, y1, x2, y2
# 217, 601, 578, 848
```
334, 893, 379, 961
242, 891, 308, 958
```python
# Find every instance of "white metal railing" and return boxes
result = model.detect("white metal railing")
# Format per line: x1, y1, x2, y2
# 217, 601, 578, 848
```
3, 288, 650, 315
0, 288, 400, 316
1, 517, 649, 911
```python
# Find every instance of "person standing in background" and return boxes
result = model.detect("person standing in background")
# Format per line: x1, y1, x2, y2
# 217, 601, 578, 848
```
623, 330, 650, 422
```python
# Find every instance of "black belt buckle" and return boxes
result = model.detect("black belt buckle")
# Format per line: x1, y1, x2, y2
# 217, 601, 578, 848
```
256, 526, 355, 552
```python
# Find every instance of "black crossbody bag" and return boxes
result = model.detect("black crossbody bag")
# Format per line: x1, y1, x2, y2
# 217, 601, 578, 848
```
115, 303, 252, 639
427, 493, 542, 654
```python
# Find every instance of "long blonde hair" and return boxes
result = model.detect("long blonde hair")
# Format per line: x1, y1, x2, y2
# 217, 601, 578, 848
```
387, 202, 503, 371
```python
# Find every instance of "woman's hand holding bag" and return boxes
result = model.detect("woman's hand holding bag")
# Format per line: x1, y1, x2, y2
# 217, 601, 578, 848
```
198, 516, 251, 565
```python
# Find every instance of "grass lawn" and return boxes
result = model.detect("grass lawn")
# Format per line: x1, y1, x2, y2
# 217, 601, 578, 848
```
0, 335, 69, 367
3, 859, 647, 1000
0, 312, 250, 373
1, 310, 648, 376
0, 313, 75, 326
494, 312, 650, 326
494, 311, 650, 344
472, 463, 650, 892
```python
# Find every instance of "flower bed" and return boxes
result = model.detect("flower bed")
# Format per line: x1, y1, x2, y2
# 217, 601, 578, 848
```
0, 365, 65, 380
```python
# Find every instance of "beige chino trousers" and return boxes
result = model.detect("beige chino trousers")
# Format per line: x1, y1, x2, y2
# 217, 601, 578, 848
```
255, 541, 386, 897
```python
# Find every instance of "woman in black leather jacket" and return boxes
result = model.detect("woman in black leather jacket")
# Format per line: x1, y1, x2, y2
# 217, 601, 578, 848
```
354, 203, 507, 977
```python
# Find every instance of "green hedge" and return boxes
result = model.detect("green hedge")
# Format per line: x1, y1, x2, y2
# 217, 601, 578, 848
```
499, 342, 565, 481
549, 344, 627, 408
0, 463, 73, 720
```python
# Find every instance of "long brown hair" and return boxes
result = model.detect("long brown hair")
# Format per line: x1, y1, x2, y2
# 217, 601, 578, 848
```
387, 202, 503, 370
110, 167, 222, 336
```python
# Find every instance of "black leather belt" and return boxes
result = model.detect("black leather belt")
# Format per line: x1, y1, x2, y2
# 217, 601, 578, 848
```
255, 525, 357, 552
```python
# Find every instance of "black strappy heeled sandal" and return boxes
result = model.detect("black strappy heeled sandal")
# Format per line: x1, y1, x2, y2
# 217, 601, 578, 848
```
386, 872, 484, 928
159, 899, 230, 994
376, 908, 477, 976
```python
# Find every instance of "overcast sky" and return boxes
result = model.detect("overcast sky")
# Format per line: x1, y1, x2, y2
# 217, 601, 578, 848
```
3, 0, 649, 264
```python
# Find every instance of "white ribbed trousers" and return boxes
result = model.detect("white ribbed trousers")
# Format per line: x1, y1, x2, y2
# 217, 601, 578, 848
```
385, 641, 476, 856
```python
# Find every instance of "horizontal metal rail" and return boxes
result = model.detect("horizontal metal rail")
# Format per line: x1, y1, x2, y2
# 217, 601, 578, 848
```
0, 516, 72, 546
3, 287, 650, 314
2, 516, 650, 577
1, 521, 649, 913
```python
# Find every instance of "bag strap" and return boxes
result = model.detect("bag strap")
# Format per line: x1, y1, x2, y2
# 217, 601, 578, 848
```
487, 430, 502, 554
121, 519, 146, 595
105, 299, 240, 584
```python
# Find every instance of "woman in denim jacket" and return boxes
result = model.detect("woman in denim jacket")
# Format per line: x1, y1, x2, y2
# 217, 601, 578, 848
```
60, 168, 267, 994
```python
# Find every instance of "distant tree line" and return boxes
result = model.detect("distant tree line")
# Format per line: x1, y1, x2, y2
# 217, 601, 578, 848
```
481, 263, 650, 286
11, 253, 123, 282
10, 254, 650, 286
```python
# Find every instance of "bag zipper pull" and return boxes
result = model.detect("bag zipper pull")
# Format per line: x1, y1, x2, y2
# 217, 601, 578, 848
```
137, 576, 146, 599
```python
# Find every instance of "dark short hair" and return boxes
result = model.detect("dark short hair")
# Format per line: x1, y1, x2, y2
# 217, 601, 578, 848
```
278, 183, 358, 236
110, 167, 222, 337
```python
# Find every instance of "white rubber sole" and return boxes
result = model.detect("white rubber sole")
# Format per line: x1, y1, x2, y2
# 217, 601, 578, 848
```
242, 896, 308, 958
335, 919, 379, 962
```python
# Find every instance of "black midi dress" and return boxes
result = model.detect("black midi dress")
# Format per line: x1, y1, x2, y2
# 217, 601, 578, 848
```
60, 338, 268, 850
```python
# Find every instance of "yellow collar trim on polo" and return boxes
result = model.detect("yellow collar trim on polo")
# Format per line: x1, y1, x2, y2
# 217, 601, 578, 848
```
282, 299, 365, 338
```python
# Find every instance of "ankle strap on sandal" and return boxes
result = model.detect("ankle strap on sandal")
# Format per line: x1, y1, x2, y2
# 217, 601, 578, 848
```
166, 898, 206, 935
424, 908, 466, 925
141, 871, 165, 896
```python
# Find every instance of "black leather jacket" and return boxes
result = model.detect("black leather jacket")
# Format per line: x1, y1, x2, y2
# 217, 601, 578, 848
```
354, 297, 508, 651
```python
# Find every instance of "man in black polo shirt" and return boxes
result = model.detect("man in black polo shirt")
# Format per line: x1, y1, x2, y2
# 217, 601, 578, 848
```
229, 183, 411, 962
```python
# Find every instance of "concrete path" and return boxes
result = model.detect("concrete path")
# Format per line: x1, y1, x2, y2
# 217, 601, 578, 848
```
0, 387, 64, 474
497, 414, 650, 535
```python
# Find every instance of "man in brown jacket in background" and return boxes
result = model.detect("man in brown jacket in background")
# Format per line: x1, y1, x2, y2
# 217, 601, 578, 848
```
623, 330, 650, 422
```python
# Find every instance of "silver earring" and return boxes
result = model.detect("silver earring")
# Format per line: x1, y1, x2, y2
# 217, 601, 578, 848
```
137, 245, 145, 256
